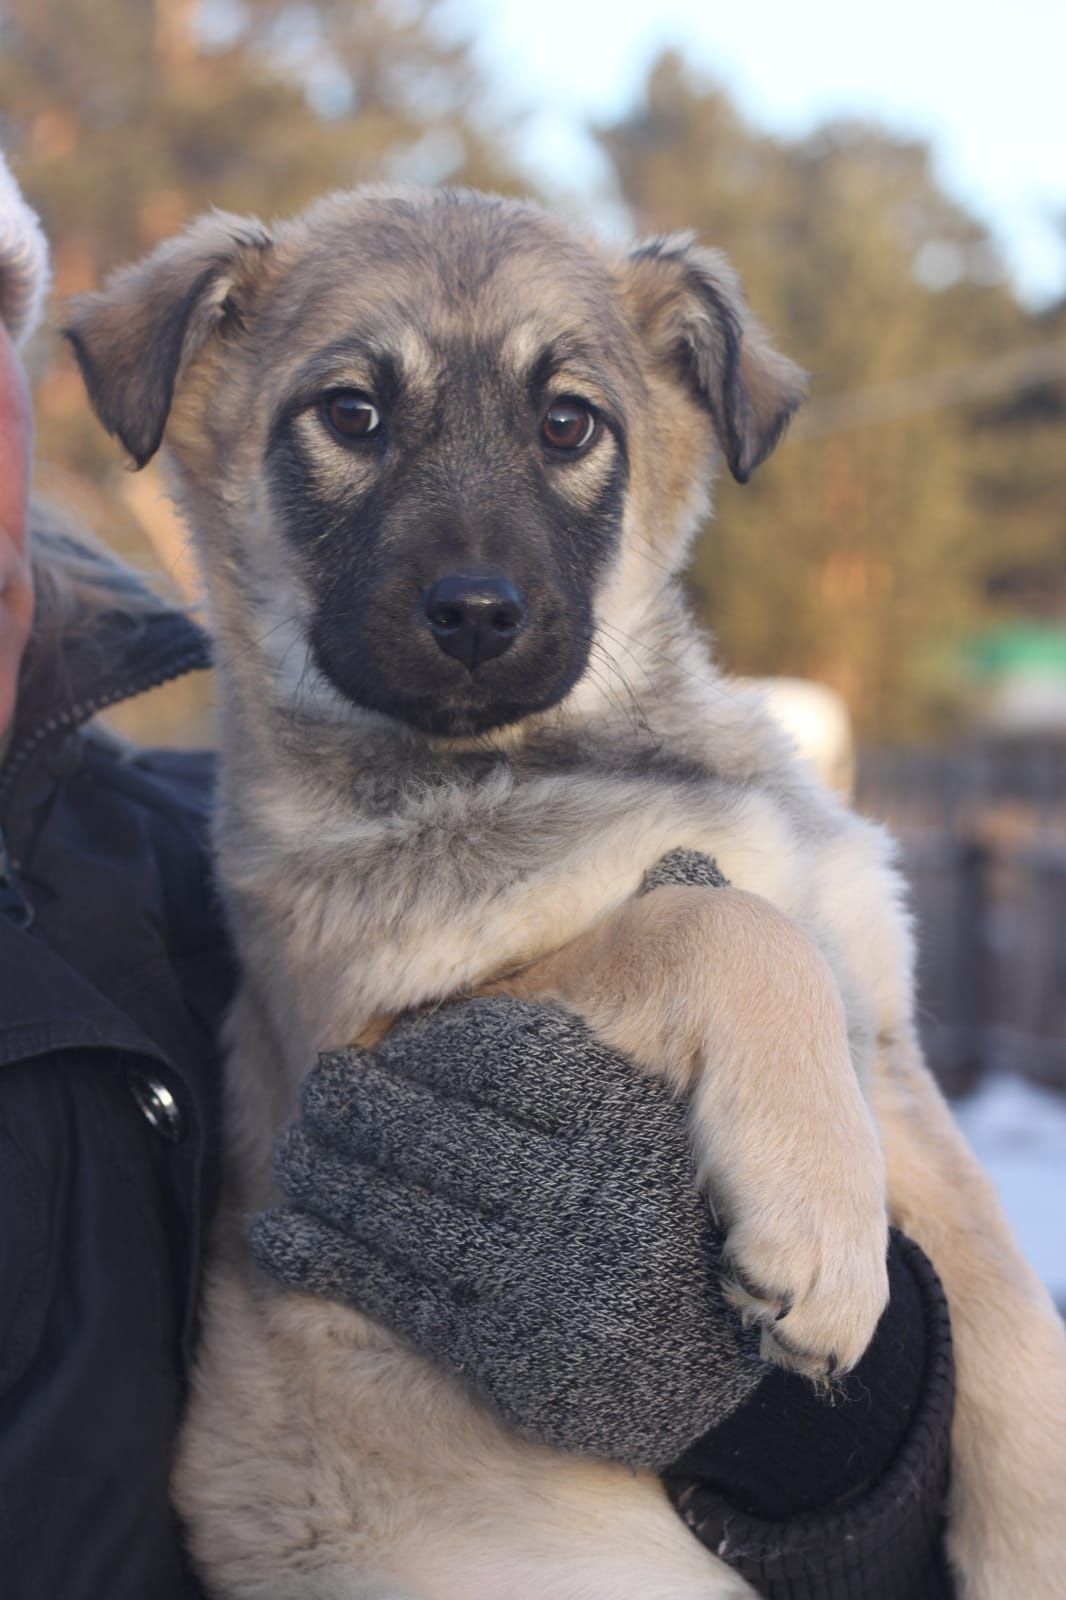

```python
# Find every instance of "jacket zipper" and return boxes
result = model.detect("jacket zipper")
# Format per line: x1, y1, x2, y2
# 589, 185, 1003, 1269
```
0, 644, 207, 927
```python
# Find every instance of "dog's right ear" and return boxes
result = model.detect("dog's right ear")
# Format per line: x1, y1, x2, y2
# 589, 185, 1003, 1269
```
64, 212, 273, 469
623, 234, 806, 484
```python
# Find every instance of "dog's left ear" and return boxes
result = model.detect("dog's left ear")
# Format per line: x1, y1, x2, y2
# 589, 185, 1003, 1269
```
64, 211, 273, 469
623, 235, 806, 484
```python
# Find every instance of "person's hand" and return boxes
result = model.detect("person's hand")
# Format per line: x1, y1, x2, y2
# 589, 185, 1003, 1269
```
250, 996, 768, 1470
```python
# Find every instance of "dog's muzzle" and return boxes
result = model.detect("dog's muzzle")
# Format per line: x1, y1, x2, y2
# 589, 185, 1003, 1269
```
420, 574, 528, 672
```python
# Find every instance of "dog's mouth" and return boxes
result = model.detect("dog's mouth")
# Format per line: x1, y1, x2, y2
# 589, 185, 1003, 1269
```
311, 627, 592, 738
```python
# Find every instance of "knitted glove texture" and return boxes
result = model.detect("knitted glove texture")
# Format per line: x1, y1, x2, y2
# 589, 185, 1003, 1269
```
250, 987, 768, 1469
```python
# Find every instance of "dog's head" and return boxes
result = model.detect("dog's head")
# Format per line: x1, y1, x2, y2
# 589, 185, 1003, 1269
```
66, 188, 803, 739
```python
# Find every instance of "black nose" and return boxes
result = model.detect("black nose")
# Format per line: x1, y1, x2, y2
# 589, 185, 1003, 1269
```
420, 575, 528, 670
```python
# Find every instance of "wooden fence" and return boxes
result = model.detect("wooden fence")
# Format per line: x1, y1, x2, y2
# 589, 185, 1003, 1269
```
856, 741, 1066, 1099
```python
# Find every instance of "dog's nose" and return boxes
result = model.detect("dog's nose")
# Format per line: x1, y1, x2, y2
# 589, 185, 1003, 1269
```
420, 575, 528, 670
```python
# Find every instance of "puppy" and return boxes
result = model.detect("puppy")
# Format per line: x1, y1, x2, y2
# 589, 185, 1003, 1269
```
67, 186, 1066, 1600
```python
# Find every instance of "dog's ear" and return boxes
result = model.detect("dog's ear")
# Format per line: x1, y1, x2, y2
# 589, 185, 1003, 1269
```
64, 212, 273, 469
623, 234, 806, 484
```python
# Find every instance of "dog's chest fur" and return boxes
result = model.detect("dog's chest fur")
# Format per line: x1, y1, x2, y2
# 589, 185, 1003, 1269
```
214, 698, 900, 1200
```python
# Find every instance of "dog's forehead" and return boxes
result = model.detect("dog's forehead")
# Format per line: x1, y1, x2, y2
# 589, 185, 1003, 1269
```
260, 190, 637, 384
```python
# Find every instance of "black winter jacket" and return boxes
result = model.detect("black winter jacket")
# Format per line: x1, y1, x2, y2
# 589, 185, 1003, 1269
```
0, 576, 955, 1600
0, 594, 227, 1599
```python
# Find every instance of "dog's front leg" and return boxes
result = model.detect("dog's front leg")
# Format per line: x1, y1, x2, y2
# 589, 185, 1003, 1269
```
490, 883, 890, 1377
873, 1029, 1066, 1600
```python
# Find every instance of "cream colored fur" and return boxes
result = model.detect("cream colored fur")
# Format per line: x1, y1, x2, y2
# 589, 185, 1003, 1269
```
65, 188, 1066, 1599
173, 655, 1066, 1598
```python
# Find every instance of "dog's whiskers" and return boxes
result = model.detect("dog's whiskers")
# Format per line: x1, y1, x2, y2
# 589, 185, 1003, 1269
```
586, 640, 655, 740
599, 619, 742, 709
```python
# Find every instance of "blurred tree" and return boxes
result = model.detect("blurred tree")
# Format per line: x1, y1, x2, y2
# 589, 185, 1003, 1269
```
0, 0, 514, 567
0, 0, 511, 286
600, 53, 1065, 741
967, 290, 1066, 627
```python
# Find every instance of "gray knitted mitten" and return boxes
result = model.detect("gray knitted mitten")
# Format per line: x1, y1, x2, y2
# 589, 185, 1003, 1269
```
250, 852, 767, 1470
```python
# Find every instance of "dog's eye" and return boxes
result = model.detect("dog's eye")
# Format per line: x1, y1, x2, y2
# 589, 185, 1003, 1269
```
541, 400, 595, 453
324, 391, 381, 441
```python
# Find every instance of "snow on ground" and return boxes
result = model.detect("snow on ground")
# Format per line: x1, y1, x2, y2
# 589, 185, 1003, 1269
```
953, 1074, 1066, 1307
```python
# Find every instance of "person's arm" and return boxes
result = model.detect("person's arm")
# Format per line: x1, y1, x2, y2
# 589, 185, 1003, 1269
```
252, 996, 956, 1597
665, 1229, 955, 1599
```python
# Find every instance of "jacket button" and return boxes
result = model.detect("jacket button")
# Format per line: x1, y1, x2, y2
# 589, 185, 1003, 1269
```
127, 1069, 184, 1142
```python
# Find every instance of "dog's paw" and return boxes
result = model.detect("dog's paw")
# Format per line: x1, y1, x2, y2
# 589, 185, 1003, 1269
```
721, 1197, 890, 1380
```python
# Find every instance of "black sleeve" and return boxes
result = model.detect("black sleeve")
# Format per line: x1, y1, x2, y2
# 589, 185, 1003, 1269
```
663, 1232, 957, 1599
0, 1051, 208, 1600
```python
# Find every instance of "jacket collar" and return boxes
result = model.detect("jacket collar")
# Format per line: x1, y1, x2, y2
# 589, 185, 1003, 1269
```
0, 540, 211, 814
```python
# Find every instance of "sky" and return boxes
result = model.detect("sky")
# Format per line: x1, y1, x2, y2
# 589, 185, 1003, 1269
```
444, 0, 1066, 308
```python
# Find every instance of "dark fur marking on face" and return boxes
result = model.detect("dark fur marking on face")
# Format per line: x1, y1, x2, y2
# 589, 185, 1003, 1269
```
265, 325, 630, 736
530, 441, 628, 591
268, 338, 410, 452
529, 336, 631, 451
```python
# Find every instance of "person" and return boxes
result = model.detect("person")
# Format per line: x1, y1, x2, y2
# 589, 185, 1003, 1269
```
0, 151, 955, 1599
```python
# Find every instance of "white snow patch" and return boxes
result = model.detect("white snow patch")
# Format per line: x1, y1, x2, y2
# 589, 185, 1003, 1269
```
953, 1074, 1066, 1306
